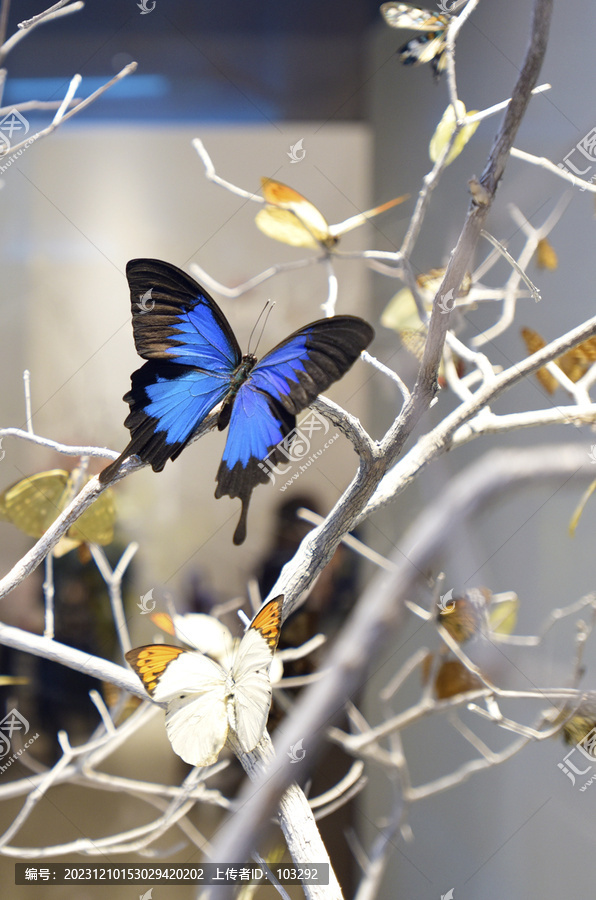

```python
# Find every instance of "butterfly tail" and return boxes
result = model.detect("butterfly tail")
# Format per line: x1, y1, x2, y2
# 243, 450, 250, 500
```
99, 449, 129, 484
215, 396, 296, 545
214, 467, 253, 546
233, 500, 249, 546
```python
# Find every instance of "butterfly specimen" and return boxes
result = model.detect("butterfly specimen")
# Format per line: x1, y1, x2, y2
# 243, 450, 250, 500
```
521, 327, 596, 394
560, 705, 596, 749
0, 469, 114, 556
381, 266, 472, 388
422, 654, 482, 700
100, 259, 374, 544
381, 266, 473, 333
380, 3, 453, 78
429, 100, 480, 166
534, 237, 558, 271
151, 610, 235, 663
437, 587, 491, 644
151, 608, 285, 683
126, 595, 284, 766
256, 177, 408, 250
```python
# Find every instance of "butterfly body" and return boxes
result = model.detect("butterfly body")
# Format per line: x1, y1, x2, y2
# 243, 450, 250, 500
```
126, 595, 283, 766
101, 259, 373, 543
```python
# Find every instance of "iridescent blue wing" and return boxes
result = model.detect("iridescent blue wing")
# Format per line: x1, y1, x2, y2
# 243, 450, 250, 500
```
100, 260, 241, 482
215, 317, 374, 544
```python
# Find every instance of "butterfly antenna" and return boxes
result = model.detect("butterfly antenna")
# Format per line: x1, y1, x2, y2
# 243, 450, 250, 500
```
247, 300, 276, 356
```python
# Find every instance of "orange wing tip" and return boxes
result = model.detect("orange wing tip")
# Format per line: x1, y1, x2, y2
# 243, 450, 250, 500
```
251, 595, 284, 651
125, 644, 186, 695
260, 177, 306, 206
150, 612, 176, 636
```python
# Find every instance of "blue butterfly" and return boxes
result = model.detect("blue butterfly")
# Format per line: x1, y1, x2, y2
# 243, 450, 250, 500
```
100, 259, 374, 544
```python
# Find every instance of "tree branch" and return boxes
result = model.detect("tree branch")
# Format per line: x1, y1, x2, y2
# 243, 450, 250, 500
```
204, 440, 588, 879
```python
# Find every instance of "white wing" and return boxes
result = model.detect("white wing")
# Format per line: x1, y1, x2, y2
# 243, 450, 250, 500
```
232, 625, 275, 681
230, 670, 273, 753
165, 690, 228, 767
172, 613, 235, 664
152, 651, 229, 767
230, 626, 275, 753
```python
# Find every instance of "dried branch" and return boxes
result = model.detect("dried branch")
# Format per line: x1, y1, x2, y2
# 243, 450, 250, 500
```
0, 621, 145, 698
510, 146, 596, 193
0, 63, 138, 159
202, 446, 585, 876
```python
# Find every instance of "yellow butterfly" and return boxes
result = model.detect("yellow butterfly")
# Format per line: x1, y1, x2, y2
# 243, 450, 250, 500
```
382, 266, 472, 387
534, 237, 558, 271
127, 595, 284, 767
381, 266, 473, 332
255, 177, 408, 250
429, 101, 480, 166
543, 695, 596, 747
0, 469, 115, 556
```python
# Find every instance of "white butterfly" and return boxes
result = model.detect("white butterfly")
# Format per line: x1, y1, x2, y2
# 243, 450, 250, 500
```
150, 609, 236, 664
126, 595, 283, 767
149, 607, 285, 683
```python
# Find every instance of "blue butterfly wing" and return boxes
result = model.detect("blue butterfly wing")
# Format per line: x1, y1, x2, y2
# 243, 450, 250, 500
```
215, 317, 374, 544
100, 260, 240, 481
128, 258, 241, 370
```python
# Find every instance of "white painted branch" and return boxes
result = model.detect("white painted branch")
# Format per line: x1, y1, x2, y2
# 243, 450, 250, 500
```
368, 314, 596, 515
452, 404, 596, 446
511, 146, 596, 193
0, 427, 117, 459
203, 447, 588, 877
0, 63, 138, 158
17, 1, 81, 31
473, 192, 572, 345
0, 621, 146, 698
222, 733, 344, 900
189, 254, 325, 299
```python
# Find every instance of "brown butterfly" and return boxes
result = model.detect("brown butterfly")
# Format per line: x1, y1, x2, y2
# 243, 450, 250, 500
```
436, 587, 491, 644
422, 654, 483, 700
521, 328, 596, 394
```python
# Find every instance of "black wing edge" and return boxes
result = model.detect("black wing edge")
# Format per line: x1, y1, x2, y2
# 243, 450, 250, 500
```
126, 258, 241, 362
267, 316, 374, 415
99, 361, 201, 483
